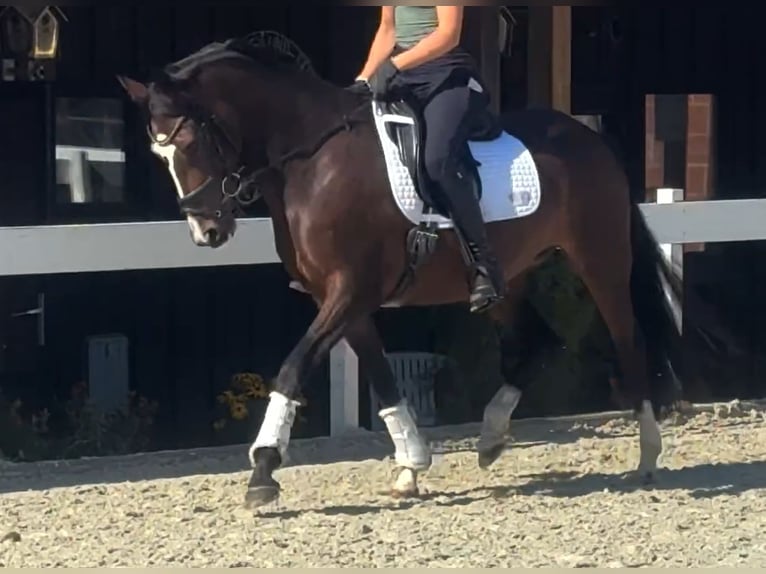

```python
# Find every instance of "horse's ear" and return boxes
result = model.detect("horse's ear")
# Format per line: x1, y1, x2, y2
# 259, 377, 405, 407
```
117, 75, 148, 104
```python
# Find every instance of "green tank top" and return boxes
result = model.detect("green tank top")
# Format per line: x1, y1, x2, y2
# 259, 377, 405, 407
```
394, 6, 438, 48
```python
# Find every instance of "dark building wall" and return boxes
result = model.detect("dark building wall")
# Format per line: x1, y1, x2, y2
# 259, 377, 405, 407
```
0, 264, 322, 450
0, 3, 380, 226
0, 4, 384, 449
569, 5, 766, 202
567, 5, 766, 401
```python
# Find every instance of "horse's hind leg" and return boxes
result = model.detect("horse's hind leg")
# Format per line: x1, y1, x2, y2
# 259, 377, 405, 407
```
477, 273, 564, 468
345, 316, 432, 498
476, 277, 527, 468
245, 281, 357, 509
566, 244, 662, 482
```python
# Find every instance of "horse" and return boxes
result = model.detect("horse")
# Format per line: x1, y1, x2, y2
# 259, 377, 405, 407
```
116, 33, 685, 509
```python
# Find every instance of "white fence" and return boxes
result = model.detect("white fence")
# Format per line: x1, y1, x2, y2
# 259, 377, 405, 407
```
5, 198, 760, 275
0, 219, 279, 275
0, 196, 762, 435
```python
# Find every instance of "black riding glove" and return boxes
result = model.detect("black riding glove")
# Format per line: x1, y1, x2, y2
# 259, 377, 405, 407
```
346, 79, 371, 95
367, 59, 400, 99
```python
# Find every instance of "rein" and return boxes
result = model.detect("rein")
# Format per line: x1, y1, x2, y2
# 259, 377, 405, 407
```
222, 98, 371, 208
149, 99, 372, 217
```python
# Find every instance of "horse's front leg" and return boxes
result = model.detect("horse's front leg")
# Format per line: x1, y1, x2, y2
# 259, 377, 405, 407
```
244, 284, 356, 509
345, 316, 432, 498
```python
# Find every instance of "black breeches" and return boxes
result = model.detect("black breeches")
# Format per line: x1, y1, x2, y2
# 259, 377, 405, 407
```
420, 85, 483, 187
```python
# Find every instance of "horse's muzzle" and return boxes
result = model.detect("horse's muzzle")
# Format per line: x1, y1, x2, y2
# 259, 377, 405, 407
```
177, 177, 224, 219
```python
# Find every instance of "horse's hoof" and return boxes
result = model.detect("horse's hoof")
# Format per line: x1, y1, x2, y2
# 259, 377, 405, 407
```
640, 471, 656, 485
634, 467, 658, 486
477, 443, 505, 469
390, 487, 420, 499
244, 485, 280, 509
245, 473, 279, 509
390, 467, 419, 499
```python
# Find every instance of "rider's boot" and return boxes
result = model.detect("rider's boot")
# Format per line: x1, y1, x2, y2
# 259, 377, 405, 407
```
439, 168, 506, 313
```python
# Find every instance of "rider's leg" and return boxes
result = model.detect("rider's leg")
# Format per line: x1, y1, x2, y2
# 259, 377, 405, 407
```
422, 85, 506, 313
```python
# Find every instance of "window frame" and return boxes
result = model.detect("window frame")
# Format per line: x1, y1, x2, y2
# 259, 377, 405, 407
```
45, 78, 148, 224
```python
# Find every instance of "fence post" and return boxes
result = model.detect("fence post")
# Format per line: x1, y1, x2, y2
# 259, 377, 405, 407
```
656, 187, 684, 333
329, 338, 359, 436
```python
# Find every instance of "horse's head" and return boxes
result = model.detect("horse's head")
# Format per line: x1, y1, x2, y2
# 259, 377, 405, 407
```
118, 36, 350, 248
117, 65, 247, 248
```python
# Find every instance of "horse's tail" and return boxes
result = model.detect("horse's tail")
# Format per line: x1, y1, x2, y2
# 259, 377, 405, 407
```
628, 200, 685, 413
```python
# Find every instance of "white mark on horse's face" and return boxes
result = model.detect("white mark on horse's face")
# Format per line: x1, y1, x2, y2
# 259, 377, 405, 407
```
151, 135, 207, 244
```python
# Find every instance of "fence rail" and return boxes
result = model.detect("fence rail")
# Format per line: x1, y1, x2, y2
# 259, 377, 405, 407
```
0, 219, 279, 276
0, 196, 760, 435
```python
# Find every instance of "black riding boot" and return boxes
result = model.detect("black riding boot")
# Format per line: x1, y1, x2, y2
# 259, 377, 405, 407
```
439, 171, 506, 313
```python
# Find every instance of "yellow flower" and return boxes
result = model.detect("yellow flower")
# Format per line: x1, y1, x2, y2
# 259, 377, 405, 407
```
248, 385, 269, 400
230, 402, 249, 421
230, 372, 270, 400
233, 373, 258, 387
217, 390, 236, 405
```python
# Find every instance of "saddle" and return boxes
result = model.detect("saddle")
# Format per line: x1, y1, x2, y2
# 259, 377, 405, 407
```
371, 96, 540, 301
379, 98, 503, 214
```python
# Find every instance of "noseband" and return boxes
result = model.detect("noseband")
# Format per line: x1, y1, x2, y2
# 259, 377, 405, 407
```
148, 114, 259, 219
148, 100, 371, 220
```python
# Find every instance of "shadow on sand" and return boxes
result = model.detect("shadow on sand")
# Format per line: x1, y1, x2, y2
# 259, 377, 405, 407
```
0, 411, 761, 498
253, 459, 766, 520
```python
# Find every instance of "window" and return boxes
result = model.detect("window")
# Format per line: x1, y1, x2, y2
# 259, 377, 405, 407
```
54, 97, 126, 205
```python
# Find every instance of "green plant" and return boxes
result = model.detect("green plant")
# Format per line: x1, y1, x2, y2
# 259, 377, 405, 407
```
60, 386, 160, 458
0, 392, 47, 461
526, 251, 599, 346
0, 383, 159, 462
430, 304, 505, 423
522, 252, 617, 415
428, 250, 617, 421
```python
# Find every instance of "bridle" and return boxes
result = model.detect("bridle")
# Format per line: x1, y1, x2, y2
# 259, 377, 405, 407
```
148, 113, 257, 219
148, 99, 371, 219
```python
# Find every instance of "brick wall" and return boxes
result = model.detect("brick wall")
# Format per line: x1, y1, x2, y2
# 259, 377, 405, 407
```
685, 94, 715, 202
644, 94, 664, 192
644, 94, 715, 200
645, 93, 715, 253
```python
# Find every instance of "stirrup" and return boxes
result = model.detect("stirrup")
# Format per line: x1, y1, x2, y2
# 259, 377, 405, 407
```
470, 287, 503, 313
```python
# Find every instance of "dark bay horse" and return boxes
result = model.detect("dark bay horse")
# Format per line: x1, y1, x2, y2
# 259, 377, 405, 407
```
117, 34, 684, 508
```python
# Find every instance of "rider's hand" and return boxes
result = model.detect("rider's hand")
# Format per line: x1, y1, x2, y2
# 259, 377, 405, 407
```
367, 59, 399, 99
346, 79, 371, 95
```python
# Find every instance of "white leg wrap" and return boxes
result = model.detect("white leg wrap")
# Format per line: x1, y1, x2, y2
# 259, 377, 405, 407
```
637, 399, 662, 475
379, 399, 432, 471
248, 391, 301, 467
477, 385, 522, 452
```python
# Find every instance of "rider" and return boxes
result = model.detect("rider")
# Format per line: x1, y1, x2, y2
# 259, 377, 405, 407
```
348, 5, 506, 313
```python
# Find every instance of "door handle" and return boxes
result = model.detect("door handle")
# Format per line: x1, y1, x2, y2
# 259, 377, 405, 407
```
10, 293, 45, 346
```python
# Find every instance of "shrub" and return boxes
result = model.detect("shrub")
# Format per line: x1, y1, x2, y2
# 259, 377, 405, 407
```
0, 383, 159, 462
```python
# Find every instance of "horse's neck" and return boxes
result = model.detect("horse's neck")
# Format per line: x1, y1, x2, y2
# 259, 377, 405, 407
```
245, 75, 374, 283
258, 74, 361, 166
260, 181, 302, 280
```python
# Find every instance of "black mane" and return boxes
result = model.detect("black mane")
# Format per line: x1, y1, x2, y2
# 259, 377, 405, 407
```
147, 32, 341, 118
161, 33, 305, 83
